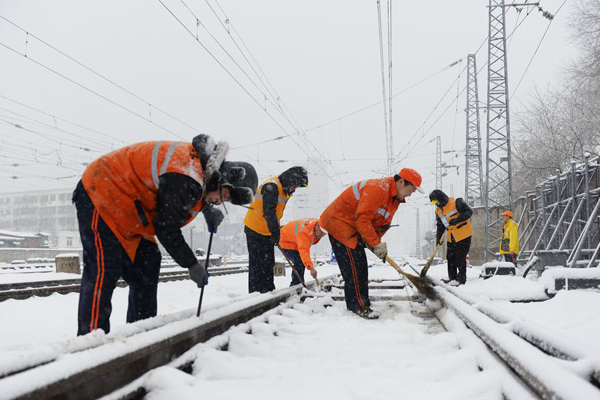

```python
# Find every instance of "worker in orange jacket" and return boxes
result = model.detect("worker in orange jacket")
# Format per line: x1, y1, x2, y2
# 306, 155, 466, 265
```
73, 135, 258, 335
279, 218, 327, 285
320, 168, 423, 319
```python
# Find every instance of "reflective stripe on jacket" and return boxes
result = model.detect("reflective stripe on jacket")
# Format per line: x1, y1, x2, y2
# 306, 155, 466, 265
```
319, 177, 400, 249
500, 218, 519, 254
279, 218, 322, 270
82, 141, 204, 261
435, 197, 473, 243
243, 177, 290, 235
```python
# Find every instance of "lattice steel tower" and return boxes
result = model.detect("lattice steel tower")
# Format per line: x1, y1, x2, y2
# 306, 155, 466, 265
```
465, 54, 484, 207
484, 0, 514, 261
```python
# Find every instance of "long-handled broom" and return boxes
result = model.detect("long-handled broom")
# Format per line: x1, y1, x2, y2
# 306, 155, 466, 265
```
420, 232, 446, 278
385, 256, 437, 300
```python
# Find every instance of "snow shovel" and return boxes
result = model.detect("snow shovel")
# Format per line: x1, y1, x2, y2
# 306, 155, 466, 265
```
196, 231, 214, 317
420, 232, 446, 278
277, 245, 308, 290
385, 256, 437, 300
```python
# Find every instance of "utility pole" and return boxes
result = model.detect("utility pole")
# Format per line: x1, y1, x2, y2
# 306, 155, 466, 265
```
465, 54, 484, 207
436, 136, 442, 190
415, 208, 421, 258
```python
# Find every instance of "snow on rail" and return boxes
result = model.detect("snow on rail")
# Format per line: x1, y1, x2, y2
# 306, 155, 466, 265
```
438, 288, 600, 400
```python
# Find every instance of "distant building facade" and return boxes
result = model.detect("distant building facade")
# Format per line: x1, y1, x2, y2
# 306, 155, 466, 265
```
0, 187, 80, 249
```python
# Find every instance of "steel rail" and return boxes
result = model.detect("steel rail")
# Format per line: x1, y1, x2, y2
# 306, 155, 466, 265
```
0, 280, 320, 400
437, 287, 600, 400
0, 267, 248, 302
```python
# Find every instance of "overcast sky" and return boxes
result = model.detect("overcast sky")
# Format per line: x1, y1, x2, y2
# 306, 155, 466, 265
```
0, 0, 576, 252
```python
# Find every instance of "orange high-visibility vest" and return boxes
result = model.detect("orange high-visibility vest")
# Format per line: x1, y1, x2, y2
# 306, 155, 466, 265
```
244, 177, 290, 235
319, 177, 400, 249
279, 218, 322, 270
82, 141, 204, 261
435, 197, 473, 243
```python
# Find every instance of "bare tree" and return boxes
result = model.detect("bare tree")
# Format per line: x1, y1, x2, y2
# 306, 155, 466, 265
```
512, 0, 600, 198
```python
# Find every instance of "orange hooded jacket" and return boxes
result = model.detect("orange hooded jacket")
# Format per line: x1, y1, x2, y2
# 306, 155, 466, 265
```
82, 141, 204, 261
279, 218, 322, 270
319, 177, 401, 249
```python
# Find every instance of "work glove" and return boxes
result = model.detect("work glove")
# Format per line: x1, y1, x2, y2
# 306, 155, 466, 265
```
270, 229, 280, 245
202, 206, 224, 234
188, 262, 209, 288
371, 242, 388, 261
309, 268, 318, 279
448, 219, 459, 226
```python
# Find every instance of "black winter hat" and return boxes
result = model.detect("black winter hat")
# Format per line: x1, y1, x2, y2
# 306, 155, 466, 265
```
219, 161, 258, 205
429, 189, 449, 207
279, 166, 309, 194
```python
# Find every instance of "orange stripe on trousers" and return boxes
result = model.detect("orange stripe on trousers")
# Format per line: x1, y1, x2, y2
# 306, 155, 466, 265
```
90, 209, 106, 332
346, 246, 365, 309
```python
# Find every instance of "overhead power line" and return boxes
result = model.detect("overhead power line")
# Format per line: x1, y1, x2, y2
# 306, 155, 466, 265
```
0, 41, 188, 141
0, 14, 205, 138
0, 93, 127, 146
231, 59, 461, 151
157, 0, 344, 188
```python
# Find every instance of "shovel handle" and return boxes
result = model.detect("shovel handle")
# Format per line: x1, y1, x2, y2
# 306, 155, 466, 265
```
277, 245, 308, 289
420, 232, 446, 277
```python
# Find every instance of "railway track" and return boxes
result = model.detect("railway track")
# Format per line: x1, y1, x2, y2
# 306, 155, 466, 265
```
0, 261, 599, 400
0, 266, 247, 302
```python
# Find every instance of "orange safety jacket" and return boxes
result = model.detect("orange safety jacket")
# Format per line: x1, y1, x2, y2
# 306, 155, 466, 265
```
279, 218, 322, 270
243, 177, 291, 235
319, 177, 401, 249
82, 141, 204, 261
435, 197, 473, 243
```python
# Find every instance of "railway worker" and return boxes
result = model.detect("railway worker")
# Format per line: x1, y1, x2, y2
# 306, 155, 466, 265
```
319, 168, 424, 319
500, 210, 519, 267
279, 218, 328, 286
429, 189, 473, 286
72, 134, 258, 336
243, 166, 309, 293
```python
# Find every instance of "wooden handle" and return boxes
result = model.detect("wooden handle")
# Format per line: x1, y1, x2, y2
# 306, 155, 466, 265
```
385, 256, 410, 278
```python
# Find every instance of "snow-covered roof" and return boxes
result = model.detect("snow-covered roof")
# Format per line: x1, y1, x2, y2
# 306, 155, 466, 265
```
0, 230, 41, 238
55, 253, 80, 258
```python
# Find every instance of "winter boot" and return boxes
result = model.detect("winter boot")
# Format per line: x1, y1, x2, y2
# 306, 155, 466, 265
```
355, 307, 380, 320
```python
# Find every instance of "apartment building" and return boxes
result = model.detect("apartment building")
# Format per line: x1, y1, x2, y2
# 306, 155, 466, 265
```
0, 187, 80, 248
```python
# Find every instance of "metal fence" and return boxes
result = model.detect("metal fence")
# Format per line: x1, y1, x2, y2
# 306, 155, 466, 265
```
518, 155, 600, 270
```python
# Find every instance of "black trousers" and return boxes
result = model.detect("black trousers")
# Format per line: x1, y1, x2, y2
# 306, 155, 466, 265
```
447, 236, 471, 284
329, 235, 370, 313
74, 181, 162, 336
245, 226, 275, 293
280, 248, 306, 286
504, 253, 518, 267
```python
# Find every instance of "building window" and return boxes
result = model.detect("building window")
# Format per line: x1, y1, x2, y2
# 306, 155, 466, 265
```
66, 237, 73, 247
50, 195, 56, 201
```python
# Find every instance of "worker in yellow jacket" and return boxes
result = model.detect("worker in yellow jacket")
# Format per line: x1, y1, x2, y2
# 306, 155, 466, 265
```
243, 167, 309, 293
499, 210, 519, 266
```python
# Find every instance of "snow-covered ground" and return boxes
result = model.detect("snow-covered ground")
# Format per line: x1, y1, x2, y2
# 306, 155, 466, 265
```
1, 258, 600, 399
